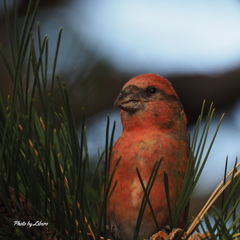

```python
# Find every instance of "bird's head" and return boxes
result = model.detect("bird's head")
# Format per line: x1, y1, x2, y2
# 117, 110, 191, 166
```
114, 73, 187, 133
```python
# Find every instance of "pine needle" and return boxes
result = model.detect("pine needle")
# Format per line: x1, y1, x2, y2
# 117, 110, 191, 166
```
187, 161, 240, 234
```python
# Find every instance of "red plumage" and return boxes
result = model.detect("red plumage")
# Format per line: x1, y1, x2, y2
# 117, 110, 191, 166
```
106, 74, 189, 240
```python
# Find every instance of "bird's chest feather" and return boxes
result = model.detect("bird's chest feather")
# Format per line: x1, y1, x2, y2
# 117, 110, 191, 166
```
111, 131, 180, 174
111, 133, 162, 176
109, 131, 185, 206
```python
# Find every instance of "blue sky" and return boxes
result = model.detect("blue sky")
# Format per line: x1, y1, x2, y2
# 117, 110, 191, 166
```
66, 0, 240, 74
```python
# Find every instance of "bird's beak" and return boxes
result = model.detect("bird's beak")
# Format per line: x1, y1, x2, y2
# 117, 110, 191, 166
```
114, 86, 146, 112
114, 89, 131, 107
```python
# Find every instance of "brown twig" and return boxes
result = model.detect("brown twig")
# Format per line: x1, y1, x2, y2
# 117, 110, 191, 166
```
187, 162, 240, 234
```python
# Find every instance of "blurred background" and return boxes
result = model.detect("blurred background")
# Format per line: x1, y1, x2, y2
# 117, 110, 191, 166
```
0, 0, 239, 217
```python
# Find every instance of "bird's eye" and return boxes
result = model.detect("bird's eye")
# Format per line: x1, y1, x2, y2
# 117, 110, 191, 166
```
148, 86, 157, 94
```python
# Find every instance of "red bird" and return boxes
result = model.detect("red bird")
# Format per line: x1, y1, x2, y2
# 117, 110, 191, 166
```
106, 74, 189, 240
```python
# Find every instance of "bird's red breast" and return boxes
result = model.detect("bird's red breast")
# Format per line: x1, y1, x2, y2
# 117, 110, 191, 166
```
106, 74, 189, 240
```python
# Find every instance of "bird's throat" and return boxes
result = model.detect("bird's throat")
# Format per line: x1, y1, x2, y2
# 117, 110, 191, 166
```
120, 109, 187, 140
